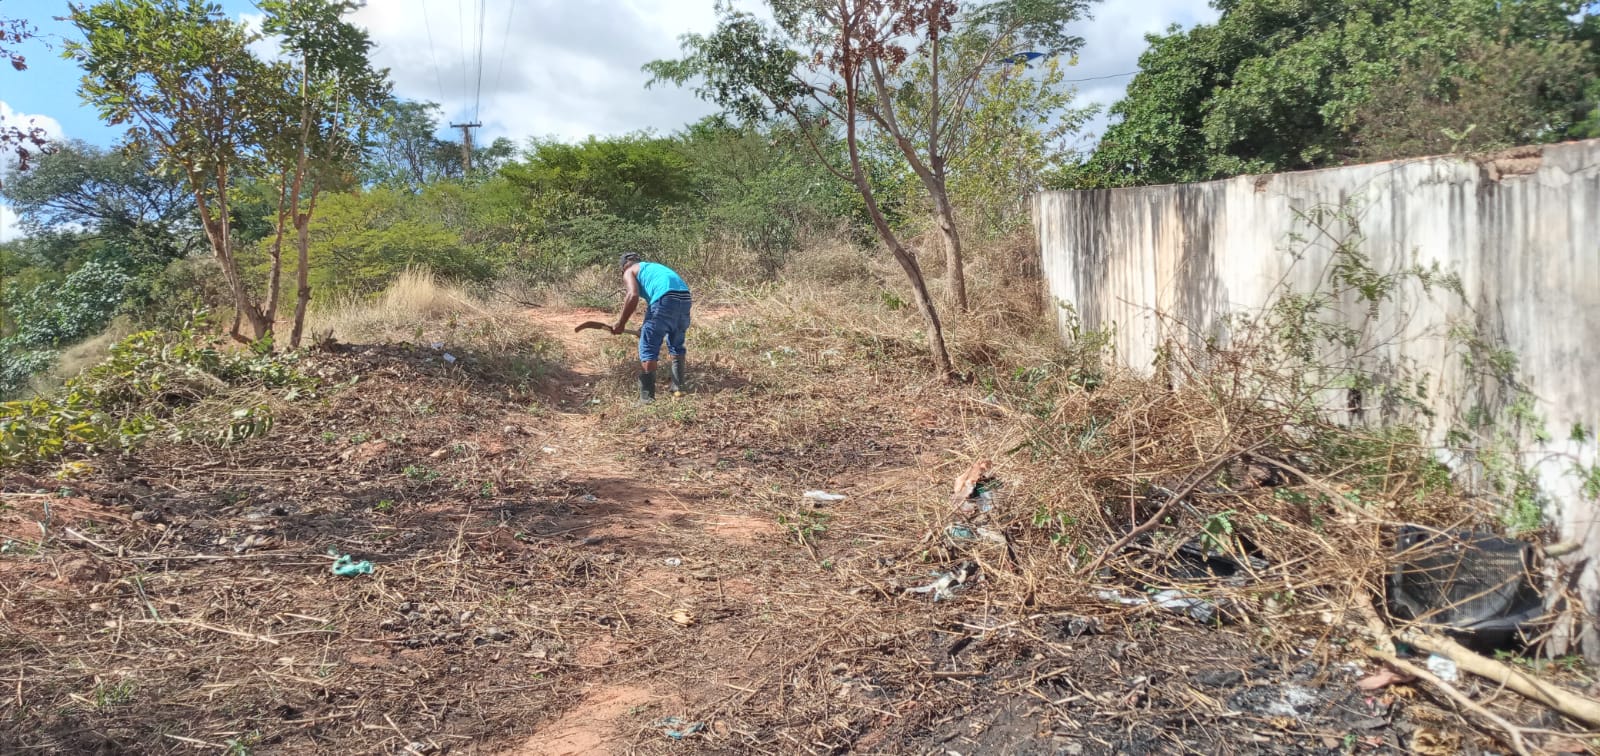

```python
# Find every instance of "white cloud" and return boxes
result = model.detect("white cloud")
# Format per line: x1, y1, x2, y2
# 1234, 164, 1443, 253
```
350, 1, 1217, 146
354, 0, 722, 143
1065, 0, 1221, 142
1, 100, 67, 242
0, 100, 66, 148
0, 205, 20, 243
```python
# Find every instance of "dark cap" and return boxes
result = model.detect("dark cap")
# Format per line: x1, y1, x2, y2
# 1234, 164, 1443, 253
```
618, 252, 642, 268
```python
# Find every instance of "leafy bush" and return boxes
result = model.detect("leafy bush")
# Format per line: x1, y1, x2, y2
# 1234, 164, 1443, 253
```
0, 322, 311, 466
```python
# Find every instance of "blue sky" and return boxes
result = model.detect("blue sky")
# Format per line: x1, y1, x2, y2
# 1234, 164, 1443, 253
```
4, 0, 260, 145
2, 0, 1221, 236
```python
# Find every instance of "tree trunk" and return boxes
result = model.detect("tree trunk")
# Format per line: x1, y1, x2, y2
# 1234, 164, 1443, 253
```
929, 183, 967, 311
842, 54, 954, 377
196, 188, 268, 342
264, 174, 288, 333
288, 187, 319, 348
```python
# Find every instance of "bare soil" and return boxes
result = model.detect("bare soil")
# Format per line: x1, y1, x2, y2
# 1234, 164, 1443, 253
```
1, 305, 1593, 755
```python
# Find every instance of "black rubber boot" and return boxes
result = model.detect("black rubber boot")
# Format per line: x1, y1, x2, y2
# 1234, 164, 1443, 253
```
670, 355, 687, 396
638, 370, 656, 403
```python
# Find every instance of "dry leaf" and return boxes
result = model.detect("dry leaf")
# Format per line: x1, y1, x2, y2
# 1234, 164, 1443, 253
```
1410, 726, 1461, 755
670, 610, 696, 626
1357, 668, 1414, 691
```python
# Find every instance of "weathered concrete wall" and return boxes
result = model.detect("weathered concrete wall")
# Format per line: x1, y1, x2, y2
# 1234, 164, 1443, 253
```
1034, 140, 1600, 657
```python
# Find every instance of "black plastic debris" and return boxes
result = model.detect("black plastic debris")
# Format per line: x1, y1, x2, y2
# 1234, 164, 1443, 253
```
1387, 525, 1545, 647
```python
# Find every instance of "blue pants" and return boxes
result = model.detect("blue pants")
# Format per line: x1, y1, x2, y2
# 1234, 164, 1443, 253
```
639, 294, 691, 363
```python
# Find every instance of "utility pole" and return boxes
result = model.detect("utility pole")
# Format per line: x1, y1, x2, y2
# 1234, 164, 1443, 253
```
449, 121, 481, 174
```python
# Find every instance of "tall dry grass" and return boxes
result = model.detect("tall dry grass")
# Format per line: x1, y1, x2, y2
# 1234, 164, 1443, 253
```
307, 267, 488, 343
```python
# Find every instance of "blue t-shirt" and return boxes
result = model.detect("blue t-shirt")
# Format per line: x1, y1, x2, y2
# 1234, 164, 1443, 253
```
635, 261, 689, 303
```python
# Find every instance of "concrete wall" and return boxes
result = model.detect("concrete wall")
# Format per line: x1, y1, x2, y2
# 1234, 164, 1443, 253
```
1034, 140, 1600, 657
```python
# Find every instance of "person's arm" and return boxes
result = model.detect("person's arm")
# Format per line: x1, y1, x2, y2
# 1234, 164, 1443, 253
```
613, 266, 641, 334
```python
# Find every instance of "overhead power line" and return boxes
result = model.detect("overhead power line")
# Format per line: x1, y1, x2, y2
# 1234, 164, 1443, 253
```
494, 0, 518, 98
474, 0, 488, 123
419, 0, 446, 104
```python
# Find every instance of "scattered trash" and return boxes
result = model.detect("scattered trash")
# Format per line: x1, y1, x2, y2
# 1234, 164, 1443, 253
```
580, 493, 598, 503
1425, 653, 1458, 683
329, 550, 374, 577
442, 353, 457, 364
1388, 525, 1543, 647
950, 460, 992, 502
803, 490, 847, 504
949, 459, 1000, 515
670, 609, 697, 626
429, 342, 444, 350
1097, 588, 1219, 624
1174, 538, 1270, 579
541, 446, 557, 454
944, 524, 1007, 546
233, 534, 269, 554
663, 557, 683, 567
656, 716, 705, 739
765, 346, 798, 366
906, 562, 979, 602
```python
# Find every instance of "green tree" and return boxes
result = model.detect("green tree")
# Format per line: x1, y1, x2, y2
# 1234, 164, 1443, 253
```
678, 116, 857, 274
1, 140, 203, 390
363, 99, 458, 190
502, 134, 696, 223
1079, 0, 1600, 187
294, 187, 483, 297
67, 0, 279, 341
1350, 37, 1594, 160
2, 140, 194, 242
258, 0, 390, 347
864, 0, 1095, 310
648, 0, 962, 375
889, 54, 1094, 240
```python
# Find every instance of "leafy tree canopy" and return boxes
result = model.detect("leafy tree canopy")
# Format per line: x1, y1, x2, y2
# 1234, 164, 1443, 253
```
1077, 0, 1600, 187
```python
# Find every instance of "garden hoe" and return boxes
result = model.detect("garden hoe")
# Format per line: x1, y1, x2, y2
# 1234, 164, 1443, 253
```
574, 320, 639, 337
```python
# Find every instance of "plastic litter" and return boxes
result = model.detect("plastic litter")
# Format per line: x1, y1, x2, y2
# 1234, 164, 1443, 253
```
1388, 525, 1543, 646
944, 524, 1007, 546
442, 353, 457, 364
1097, 588, 1218, 624
664, 557, 683, 567
803, 490, 847, 504
1425, 653, 1459, 682
906, 562, 978, 602
949, 460, 1000, 515
329, 549, 374, 577
656, 717, 705, 739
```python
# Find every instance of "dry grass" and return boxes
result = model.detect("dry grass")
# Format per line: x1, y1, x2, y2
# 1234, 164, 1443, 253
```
3, 241, 1596, 755
306, 267, 488, 343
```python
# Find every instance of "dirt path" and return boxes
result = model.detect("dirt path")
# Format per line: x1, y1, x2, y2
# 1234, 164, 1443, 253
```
501, 306, 783, 755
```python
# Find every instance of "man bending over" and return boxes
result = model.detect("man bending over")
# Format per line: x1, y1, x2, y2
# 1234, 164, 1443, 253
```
611, 252, 691, 402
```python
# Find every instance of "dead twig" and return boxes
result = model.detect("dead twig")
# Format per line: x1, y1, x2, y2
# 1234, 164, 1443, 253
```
1078, 443, 1264, 576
